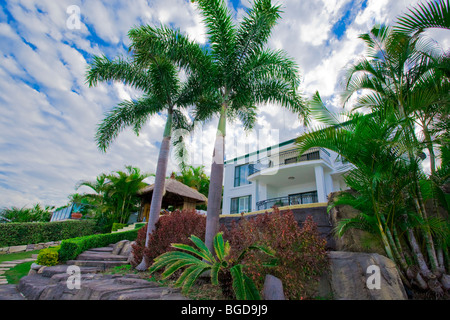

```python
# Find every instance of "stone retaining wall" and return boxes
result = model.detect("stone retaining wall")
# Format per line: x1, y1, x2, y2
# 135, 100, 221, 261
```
0, 241, 61, 255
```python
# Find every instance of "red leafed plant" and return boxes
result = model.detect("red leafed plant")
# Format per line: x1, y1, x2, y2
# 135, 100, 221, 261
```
131, 209, 206, 268
222, 207, 329, 300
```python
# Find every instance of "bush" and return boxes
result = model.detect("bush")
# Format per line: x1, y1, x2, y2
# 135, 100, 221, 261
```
58, 226, 143, 262
0, 220, 98, 247
111, 223, 127, 232
222, 208, 329, 300
131, 209, 206, 268
36, 246, 60, 266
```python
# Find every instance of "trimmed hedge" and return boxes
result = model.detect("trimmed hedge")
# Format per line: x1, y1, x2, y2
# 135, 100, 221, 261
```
58, 227, 142, 262
0, 220, 97, 247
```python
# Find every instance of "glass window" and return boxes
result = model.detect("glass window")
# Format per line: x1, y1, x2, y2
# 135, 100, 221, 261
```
230, 195, 252, 214
234, 164, 252, 187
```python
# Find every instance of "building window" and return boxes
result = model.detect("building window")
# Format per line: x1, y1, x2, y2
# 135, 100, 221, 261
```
288, 191, 318, 205
234, 164, 253, 187
230, 195, 252, 214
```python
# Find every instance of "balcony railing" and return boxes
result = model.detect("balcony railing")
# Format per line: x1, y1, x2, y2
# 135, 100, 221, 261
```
248, 147, 331, 176
256, 191, 318, 211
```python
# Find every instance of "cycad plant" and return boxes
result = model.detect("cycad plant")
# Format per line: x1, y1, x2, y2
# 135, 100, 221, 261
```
129, 0, 308, 252
149, 232, 277, 300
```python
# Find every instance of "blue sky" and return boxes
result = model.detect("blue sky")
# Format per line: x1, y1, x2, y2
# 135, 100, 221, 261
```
0, 0, 448, 209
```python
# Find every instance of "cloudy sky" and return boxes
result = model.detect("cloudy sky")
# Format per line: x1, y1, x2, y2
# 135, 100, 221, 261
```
0, 0, 448, 209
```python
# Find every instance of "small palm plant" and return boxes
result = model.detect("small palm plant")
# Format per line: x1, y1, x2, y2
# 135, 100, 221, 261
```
149, 232, 277, 300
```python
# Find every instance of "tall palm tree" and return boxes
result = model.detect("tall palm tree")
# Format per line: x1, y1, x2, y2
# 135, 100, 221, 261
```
129, 0, 308, 251
297, 22, 450, 294
86, 39, 194, 270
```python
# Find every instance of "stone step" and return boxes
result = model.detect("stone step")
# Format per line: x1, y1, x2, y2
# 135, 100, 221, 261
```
88, 247, 114, 253
39, 265, 102, 278
0, 284, 25, 300
76, 252, 128, 261
66, 260, 129, 270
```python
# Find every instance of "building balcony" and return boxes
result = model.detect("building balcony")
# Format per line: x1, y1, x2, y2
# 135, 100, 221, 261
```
248, 147, 332, 180
256, 191, 318, 211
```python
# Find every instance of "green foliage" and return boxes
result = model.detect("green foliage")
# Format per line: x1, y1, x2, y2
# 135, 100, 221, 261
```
0, 220, 97, 247
0, 203, 54, 223
76, 166, 151, 228
37, 246, 60, 266
58, 226, 143, 262
149, 232, 275, 299
111, 223, 127, 232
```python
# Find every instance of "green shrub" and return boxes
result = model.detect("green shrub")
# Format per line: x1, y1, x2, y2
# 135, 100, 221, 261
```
0, 220, 97, 247
58, 226, 143, 262
111, 223, 127, 232
37, 246, 60, 266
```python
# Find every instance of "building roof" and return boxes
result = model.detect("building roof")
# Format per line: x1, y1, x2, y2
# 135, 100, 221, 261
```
138, 178, 207, 203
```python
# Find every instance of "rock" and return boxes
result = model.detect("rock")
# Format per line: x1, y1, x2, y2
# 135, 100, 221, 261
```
324, 251, 407, 300
126, 242, 137, 264
112, 240, 129, 255
328, 192, 385, 255
8, 245, 27, 253
120, 241, 133, 257
262, 275, 285, 300
0, 285, 25, 300
31, 263, 42, 271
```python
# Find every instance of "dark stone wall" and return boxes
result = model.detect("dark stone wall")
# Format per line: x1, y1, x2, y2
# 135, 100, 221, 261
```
219, 206, 336, 250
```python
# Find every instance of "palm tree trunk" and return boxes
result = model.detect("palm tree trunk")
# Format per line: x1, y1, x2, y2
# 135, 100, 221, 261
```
204, 105, 227, 253
135, 109, 173, 271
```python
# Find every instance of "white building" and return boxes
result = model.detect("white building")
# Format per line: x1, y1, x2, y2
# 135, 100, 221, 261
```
222, 138, 352, 215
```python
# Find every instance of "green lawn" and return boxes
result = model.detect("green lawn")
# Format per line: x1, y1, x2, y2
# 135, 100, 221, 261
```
4, 261, 35, 284
1, 250, 40, 285
0, 250, 40, 263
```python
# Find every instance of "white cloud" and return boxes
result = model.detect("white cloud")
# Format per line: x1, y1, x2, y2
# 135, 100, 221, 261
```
0, 0, 444, 208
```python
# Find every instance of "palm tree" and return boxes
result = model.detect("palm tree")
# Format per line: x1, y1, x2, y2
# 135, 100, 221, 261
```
76, 166, 150, 227
172, 165, 210, 197
297, 22, 450, 294
129, 0, 308, 251
86, 39, 195, 270
395, 0, 449, 35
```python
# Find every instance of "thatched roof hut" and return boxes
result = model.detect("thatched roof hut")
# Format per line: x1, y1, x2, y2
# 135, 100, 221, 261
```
137, 178, 207, 222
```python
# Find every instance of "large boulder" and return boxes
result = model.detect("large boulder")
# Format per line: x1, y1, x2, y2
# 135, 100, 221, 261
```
328, 191, 384, 255
320, 251, 408, 300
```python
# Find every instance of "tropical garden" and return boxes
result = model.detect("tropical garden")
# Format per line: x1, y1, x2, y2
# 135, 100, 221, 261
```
1, 0, 448, 300
86, 0, 449, 299
297, 0, 450, 296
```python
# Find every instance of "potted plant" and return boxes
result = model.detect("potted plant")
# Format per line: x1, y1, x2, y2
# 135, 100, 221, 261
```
71, 211, 82, 219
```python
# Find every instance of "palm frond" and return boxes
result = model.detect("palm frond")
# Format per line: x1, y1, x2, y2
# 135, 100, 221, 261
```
395, 0, 450, 34
86, 55, 152, 92
95, 95, 164, 152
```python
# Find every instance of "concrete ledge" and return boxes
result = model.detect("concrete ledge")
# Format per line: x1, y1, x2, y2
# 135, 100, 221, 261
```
219, 202, 328, 218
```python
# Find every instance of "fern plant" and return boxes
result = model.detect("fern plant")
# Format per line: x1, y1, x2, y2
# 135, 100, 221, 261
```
149, 232, 277, 300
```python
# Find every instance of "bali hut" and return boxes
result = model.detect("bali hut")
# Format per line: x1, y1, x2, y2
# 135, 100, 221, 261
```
137, 178, 207, 222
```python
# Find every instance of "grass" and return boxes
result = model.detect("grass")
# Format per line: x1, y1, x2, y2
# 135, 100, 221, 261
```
0, 250, 40, 285
4, 261, 34, 284
0, 250, 40, 263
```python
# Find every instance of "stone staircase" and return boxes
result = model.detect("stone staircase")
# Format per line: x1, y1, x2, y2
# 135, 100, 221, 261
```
111, 223, 138, 234
66, 244, 129, 270
15, 241, 186, 300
